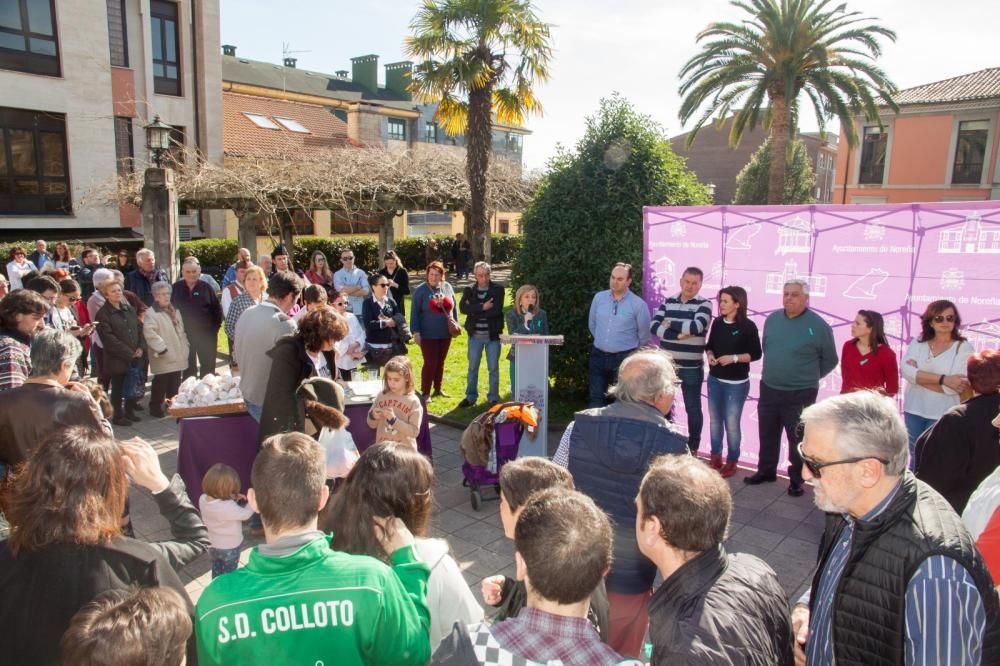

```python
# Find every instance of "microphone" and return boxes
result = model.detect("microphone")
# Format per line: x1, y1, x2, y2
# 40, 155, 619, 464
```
527, 304, 535, 313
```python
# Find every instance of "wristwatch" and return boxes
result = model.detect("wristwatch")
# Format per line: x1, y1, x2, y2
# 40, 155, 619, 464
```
387, 415, 397, 426
732, 354, 739, 364
938, 374, 945, 385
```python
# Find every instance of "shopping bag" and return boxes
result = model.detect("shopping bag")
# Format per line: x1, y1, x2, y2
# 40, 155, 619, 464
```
124, 361, 146, 400
318, 427, 359, 479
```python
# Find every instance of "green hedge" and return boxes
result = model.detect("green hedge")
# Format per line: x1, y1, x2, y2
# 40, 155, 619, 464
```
392, 233, 523, 271
292, 236, 379, 272
177, 239, 238, 268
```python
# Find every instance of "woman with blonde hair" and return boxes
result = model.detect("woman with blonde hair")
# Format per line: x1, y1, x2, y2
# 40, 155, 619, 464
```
223, 265, 267, 344
504, 284, 549, 388
304, 250, 334, 288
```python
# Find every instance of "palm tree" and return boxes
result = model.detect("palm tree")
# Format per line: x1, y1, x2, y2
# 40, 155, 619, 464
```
405, 0, 552, 261
678, 0, 898, 204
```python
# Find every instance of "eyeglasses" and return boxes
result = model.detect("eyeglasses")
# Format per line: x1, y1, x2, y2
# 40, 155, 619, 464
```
68, 296, 80, 302
315, 258, 325, 263
341, 256, 353, 261
333, 301, 348, 307
932, 314, 956, 323
796, 443, 889, 479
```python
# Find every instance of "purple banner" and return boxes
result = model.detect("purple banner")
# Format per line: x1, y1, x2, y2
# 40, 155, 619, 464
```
643, 202, 1000, 467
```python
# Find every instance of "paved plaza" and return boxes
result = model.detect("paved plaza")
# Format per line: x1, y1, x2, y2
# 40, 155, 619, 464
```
120, 407, 825, 608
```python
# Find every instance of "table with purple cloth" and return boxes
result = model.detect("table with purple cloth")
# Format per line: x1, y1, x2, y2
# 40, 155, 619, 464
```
177, 400, 433, 504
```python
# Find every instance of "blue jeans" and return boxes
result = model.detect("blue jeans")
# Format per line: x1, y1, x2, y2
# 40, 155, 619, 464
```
245, 401, 262, 423
904, 412, 937, 468
210, 546, 241, 578
707, 376, 750, 461
588, 348, 634, 408
466, 338, 501, 403
677, 366, 705, 453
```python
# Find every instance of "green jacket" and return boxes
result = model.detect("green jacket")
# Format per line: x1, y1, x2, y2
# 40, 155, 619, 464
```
195, 535, 430, 665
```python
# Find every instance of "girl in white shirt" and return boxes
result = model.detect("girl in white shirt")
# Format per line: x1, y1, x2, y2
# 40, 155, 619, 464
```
199, 463, 254, 578
331, 289, 366, 380
901, 300, 973, 459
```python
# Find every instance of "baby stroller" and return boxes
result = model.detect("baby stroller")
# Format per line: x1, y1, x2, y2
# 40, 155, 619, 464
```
459, 401, 539, 511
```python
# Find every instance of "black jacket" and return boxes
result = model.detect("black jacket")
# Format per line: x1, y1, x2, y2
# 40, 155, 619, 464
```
171, 279, 222, 335
914, 392, 1000, 513
362, 295, 400, 346
0, 475, 209, 665
126, 268, 169, 307
648, 545, 793, 665
459, 281, 505, 339
95, 300, 145, 375
258, 335, 335, 444
811, 473, 1000, 665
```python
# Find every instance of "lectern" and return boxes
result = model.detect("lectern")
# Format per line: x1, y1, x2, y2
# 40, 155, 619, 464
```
500, 334, 564, 458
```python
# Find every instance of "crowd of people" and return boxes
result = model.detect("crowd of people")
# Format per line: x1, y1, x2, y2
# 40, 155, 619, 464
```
1, 238, 999, 664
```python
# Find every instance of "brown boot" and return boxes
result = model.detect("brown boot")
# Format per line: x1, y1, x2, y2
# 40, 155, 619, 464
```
709, 454, 723, 470
720, 460, 738, 478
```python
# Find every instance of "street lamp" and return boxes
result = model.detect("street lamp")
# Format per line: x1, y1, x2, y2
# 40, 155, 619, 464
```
144, 115, 173, 168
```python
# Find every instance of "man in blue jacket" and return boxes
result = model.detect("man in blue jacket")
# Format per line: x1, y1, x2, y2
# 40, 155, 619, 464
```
553, 348, 689, 659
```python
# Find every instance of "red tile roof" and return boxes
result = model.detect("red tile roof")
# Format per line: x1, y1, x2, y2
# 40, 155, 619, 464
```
223, 92, 351, 157
894, 68, 1000, 106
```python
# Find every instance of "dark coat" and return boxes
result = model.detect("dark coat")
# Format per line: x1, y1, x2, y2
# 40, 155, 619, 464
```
459, 281, 505, 339
95, 300, 145, 375
0, 475, 208, 665
915, 392, 1000, 513
258, 335, 336, 444
125, 268, 169, 307
362, 295, 401, 346
378, 266, 410, 317
0, 383, 108, 468
648, 546, 793, 665
170, 279, 222, 335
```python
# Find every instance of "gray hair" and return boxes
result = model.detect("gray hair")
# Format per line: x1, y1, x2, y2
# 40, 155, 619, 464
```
473, 261, 491, 275
800, 391, 909, 475
611, 348, 677, 402
30, 328, 82, 377
784, 278, 810, 295
182, 257, 200, 266
136, 248, 154, 260
151, 281, 172, 296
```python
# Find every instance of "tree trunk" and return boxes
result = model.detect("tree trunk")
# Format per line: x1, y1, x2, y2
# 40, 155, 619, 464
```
278, 216, 295, 269
466, 82, 493, 263
766, 89, 792, 205
378, 211, 396, 257
236, 206, 258, 258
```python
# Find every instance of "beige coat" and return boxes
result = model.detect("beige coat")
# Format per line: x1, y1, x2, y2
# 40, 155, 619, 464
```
143, 307, 190, 375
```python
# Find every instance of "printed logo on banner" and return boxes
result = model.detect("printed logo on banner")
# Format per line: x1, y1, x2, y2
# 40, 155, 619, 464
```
775, 216, 812, 255
726, 221, 761, 250
938, 212, 1000, 254
765, 260, 827, 297
842, 268, 889, 300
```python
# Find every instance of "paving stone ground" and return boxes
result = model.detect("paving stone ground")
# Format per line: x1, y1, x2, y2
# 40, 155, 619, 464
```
118, 402, 825, 608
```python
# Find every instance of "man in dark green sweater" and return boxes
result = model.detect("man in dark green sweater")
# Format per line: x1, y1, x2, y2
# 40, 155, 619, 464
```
745, 279, 837, 497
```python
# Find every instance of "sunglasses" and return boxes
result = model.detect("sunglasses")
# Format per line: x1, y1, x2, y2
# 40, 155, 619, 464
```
333, 301, 348, 307
932, 314, 956, 323
797, 443, 888, 479
341, 256, 353, 261
68, 296, 80, 302
375, 282, 390, 288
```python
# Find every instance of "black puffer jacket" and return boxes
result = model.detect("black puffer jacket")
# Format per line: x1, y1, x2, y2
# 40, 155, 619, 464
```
258, 335, 336, 445
95, 299, 145, 375
648, 545, 793, 665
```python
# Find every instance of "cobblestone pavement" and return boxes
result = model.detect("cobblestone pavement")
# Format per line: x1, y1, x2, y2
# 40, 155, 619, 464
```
119, 405, 824, 608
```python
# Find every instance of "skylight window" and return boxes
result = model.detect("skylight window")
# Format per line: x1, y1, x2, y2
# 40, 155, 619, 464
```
274, 117, 310, 133
243, 113, 279, 129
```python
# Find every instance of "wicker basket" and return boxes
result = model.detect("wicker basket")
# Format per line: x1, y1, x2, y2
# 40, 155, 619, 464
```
166, 401, 247, 418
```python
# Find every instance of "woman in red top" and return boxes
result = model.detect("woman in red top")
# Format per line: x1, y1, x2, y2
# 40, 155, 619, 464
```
840, 309, 899, 396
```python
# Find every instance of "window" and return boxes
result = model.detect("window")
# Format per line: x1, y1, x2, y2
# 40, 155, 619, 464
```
106, 0, 127, 67
0, 106, 71, 215
858, 126, 887, 184
425, 122, 437, 142
274, 117, 310, 133
151, 1, 180, 96
499, 219, 510, 234
506, 133, 523, 152
952, 120, 989, 184
165, 124, 185, 166
114, 116, 133, 176
243, 113, 279, 129
0, 0, 60, 76
387, 118, 406, 141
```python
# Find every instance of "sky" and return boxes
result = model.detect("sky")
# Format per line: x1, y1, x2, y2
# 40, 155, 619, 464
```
221, 0, 1000, 171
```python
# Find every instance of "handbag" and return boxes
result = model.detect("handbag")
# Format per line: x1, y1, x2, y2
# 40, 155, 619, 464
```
447, 317, 463, 338
124, 360, 146, 400
366, 346, 396, 367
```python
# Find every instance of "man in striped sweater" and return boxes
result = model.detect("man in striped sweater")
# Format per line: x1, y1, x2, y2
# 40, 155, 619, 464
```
650, 267, 712, 453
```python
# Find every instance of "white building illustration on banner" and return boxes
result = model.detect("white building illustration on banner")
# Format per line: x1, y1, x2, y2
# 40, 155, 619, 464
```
843, 268, 889, 300
765, 260, 827, 296
670, 220, 688, 238
725, 221, 761, 250
703, 260, 724, 291
965, 320, 1000, 352
863, 219, 886, 241
775, 216, 812, 255
938, 212, 1000, 254
939, 268, 965, 290
650, 256, 676, 300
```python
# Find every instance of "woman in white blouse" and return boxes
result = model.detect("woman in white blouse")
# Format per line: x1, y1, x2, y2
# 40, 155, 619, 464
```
5, 246, 37, 290
901, 299, 973, 459
331, 289, 366, 381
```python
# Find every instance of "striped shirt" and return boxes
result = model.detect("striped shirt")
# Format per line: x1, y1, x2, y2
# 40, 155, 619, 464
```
650, 293, 712, 367
806, 481, 986, 665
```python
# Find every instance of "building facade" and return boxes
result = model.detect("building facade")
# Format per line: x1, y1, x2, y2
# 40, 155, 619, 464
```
834, 67, 1000, 204
219, 47, 527, 247
0, 0, 223, 243
670, 115, 838, 204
